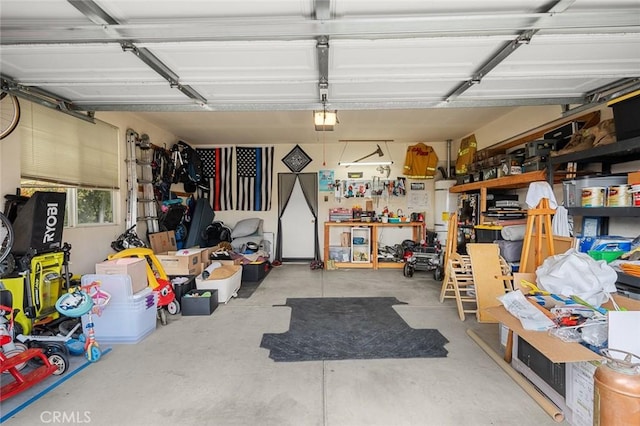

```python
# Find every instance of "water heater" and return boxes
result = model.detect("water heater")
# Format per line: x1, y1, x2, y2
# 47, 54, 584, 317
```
434, 180, 458, 245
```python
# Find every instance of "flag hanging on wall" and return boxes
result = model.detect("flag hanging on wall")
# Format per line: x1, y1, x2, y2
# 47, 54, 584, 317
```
197, 147, 234, 211
236, 146, 274, 211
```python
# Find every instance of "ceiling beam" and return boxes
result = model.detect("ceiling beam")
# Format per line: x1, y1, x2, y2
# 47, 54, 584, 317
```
73, 96, 588, 113
315, 1, 331, 104
66, 0, 207, 105
2, 10, 639, 45
442, 0, 578, 104
1, 75, 95, 122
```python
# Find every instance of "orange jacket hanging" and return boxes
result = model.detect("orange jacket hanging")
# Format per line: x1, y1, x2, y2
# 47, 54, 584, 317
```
403, 143, 438, 178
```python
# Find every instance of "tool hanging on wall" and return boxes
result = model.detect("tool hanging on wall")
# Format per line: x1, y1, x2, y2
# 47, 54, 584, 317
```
376, 165, 391, 178
353, 144, 384, 163
334, 179, 343, 203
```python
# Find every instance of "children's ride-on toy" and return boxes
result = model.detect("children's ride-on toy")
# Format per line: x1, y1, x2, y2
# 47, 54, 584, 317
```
0, 289, 69, 376
402, 234, 444, 281
1, 346, 59, 402
1, 289, 66, 403
107, 247, 179, 325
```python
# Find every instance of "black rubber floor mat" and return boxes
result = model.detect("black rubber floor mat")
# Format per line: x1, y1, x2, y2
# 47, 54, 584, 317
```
260, 297, 449, 362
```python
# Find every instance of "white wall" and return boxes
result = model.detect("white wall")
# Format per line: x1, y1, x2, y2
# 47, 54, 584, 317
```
203, 140, 453, 253
455, 103, 640, 239
0, 103, 178, 275
3, 101, 637, 273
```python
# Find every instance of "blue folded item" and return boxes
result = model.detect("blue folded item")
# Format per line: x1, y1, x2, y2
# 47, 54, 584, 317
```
578, 236, 632, 253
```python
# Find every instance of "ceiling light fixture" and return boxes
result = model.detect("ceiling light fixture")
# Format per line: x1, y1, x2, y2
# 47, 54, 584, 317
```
314, 109, 337, 131
338, 161, 393, 167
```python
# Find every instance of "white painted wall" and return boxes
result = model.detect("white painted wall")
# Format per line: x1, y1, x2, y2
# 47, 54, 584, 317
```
2, 101, 636, 273
0, 104, 178, 275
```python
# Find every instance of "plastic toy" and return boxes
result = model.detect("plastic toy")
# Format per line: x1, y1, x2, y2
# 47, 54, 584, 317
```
54, 282, 110, 362
107, 247, 180, 325
1, 289, 69, 376
402, 233, 444, 280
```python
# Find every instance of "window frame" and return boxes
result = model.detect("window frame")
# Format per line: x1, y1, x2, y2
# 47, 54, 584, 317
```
19, 181, 118, 228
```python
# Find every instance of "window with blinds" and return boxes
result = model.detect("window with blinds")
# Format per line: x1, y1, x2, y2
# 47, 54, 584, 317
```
19, 101, 119, 226
20, 102, 119, 189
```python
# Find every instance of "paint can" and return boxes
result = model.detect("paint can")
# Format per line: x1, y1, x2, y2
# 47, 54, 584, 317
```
581, 187, 606, 207
607, 184, 632, 207
631, 184, 640, 207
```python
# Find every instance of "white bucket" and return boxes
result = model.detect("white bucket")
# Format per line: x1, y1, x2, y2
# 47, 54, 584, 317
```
607, 185, 632, 207
581, 187, 606, 207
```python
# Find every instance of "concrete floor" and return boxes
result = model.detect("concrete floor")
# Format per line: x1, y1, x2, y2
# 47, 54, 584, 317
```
4, 265, 564, 426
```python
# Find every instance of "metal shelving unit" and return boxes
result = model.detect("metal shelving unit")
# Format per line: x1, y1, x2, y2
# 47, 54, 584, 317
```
548, 136, 640, 291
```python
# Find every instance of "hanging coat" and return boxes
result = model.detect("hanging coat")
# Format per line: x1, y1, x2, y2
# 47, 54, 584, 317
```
403, 143, 439, 178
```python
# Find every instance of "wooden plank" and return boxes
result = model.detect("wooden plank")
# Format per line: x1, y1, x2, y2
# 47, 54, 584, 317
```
449, 170, 546, 193
466, 243, 508, 323
521, 233, 575, 273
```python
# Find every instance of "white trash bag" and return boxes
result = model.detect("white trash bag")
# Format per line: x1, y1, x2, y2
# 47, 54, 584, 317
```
536, 248, 617, 307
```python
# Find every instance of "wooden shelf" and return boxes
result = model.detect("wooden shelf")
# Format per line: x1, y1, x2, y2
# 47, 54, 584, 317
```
449, 170, 546, 193
323, 221, 424, 270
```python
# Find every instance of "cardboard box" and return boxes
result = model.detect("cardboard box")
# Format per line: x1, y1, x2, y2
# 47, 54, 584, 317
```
95, 257, 148, 293
340, 232, 351, 247
628, 171, 640, 185
199, 247, 212, 267
156, 253, 202, 276
565, 361, 599, 426
149, 231, 177, 254
485, 293, 640, 363
181, 289, 219, 316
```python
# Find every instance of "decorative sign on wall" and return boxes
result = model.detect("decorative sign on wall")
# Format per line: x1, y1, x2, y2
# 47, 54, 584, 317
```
319, 170, 334, 191
282, 144, 312, 173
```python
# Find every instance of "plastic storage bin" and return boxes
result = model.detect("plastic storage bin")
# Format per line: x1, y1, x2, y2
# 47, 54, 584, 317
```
82, 274, 135, 304
181, 289, 219, 316
474, 225, 503, 243
196, 265, 242, 304
329, 246, 350, 262
81, 287, 157, 344
241, 262, 270, 282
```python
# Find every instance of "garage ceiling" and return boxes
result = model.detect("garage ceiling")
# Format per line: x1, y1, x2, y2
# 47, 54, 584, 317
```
1, 0, 639, 145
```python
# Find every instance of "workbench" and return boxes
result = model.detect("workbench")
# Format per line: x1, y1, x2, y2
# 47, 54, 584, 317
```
323, 221, 425, 270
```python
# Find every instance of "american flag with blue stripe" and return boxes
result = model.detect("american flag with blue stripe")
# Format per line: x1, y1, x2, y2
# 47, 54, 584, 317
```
236, 146, 274, 211
197, 147, 234, 211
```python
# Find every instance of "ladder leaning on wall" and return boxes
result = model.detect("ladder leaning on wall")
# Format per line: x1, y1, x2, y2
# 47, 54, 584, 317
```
125, 128, 159, 234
